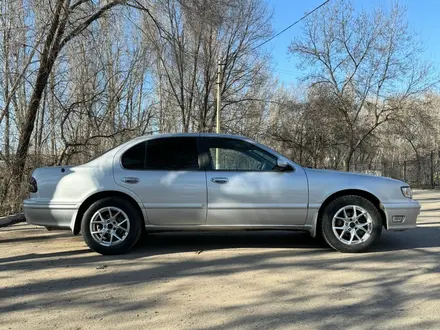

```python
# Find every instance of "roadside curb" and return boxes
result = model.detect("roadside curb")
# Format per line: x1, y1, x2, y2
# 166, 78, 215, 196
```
0, 213, 26, 228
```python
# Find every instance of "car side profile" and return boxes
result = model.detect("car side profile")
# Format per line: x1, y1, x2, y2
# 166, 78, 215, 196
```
24, 133, 421, 255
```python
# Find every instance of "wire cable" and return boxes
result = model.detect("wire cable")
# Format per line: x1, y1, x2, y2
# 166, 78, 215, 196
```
250, 0, 330, 52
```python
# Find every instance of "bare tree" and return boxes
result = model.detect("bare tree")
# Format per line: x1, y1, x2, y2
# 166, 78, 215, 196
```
268, 85, 345, 168
140, 0, 272, 133
390, 94, 440, 182
0, 0, 162, 213
10, 0, 133, 183
289, 0, 437, 171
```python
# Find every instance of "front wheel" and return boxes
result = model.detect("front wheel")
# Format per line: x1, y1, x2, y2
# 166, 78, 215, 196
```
320, 195, 382, 253
81, 197, 142, 255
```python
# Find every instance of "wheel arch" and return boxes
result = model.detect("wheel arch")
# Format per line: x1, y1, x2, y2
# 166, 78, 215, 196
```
72, 190, 145, 235
317, 189, 387, 230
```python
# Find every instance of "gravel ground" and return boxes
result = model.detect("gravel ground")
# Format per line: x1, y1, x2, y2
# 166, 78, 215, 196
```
1, 190, 439, 330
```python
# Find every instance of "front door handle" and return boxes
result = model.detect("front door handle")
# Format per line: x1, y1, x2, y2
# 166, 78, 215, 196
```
121, 177, 140, 184
211, 177, 229, 184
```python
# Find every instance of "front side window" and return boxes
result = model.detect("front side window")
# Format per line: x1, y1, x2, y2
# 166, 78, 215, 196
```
204, 138, 277, 171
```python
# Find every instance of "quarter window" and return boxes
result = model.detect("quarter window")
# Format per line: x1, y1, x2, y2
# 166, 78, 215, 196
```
121, 142, 146, 170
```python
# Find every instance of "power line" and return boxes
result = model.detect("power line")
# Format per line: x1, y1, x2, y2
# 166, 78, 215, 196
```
251, 0, 330, 52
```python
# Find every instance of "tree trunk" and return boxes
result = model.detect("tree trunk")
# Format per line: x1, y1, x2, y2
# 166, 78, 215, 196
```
345, 151, 352, 172
3, 26, 10, 162
11, 0, 68, 189
4, 105, 10, 162
50, 71, 56, 161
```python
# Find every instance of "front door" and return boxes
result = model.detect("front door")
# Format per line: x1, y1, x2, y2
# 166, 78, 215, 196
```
114, 136, 207, 226
200, 137, 308, 226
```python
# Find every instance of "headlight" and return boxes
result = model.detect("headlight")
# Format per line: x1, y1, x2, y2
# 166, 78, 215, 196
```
401, 186, 413, 199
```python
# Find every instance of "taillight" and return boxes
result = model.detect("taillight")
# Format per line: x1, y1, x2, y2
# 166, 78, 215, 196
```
29, 176, 38, 193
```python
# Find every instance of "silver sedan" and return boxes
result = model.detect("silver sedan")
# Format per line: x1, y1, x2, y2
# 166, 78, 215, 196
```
23, 133, 420, 254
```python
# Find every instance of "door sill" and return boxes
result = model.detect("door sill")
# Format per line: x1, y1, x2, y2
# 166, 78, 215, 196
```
144, 224, 308, 232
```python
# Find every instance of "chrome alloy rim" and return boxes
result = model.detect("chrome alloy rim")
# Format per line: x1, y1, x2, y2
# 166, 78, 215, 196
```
89, 207, 130, 247
332, 205, 373, 245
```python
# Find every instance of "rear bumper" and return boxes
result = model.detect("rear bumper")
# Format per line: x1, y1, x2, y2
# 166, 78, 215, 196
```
382, 200, 421, 230
23, 199, 77, 231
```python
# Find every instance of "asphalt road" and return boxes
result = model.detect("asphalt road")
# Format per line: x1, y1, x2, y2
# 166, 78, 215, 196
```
1, 190, 440, 329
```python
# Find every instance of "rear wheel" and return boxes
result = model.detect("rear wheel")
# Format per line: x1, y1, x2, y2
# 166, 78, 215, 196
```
82, 197, 142, 255
320, 195, 382, 253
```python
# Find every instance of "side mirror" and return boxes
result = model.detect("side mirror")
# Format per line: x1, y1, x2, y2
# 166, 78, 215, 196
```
277, 159, 288, 168
276, 159, 293, 172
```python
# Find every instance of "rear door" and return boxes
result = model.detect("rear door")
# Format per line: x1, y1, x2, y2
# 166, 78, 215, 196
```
114, 136, 207, 226
200, 137, 308, 226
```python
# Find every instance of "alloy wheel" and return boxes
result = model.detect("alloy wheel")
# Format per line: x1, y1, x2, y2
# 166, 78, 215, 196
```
331, 205, 373, 245
89, 207, 130, 247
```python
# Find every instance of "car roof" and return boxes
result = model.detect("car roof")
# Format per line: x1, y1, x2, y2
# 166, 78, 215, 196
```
134, 132, 251, 140
107, 132, 300, 170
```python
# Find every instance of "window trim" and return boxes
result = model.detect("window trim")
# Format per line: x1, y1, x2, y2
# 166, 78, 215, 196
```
119, 137, 203, 171
199, 137, 283, 172
118, 136, 296, 173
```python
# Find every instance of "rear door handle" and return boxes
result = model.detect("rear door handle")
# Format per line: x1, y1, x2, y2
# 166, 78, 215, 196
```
211, 177, 229, 184
121, 177, 139, 184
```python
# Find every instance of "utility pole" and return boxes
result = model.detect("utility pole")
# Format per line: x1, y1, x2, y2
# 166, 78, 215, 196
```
431, 150, 435, 189
216, 59, 223, 133
215, 59, 223, 169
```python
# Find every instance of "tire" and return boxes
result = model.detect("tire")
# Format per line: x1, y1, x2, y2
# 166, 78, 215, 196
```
82, 197, 142, 255
137, 226, 148, 245
320, 195, 382, 253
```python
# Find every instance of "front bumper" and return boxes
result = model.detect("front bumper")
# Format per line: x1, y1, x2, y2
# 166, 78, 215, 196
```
381, 199, 421, 230
23, 199, 77, 230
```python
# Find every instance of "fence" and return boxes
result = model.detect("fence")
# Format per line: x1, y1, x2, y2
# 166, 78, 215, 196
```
351, 151, 440, 189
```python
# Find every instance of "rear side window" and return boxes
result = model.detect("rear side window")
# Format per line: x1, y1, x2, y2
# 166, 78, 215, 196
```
121, 142, 146, 170
146, 137, 199, 170
121, 137, 200, 170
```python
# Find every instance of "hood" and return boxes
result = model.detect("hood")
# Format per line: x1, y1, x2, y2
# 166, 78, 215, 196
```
304, 168, 407, 185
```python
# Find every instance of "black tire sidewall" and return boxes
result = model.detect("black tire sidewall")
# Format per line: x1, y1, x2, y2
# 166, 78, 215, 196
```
320, 195, 382, 253
82, 197, 142, 255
